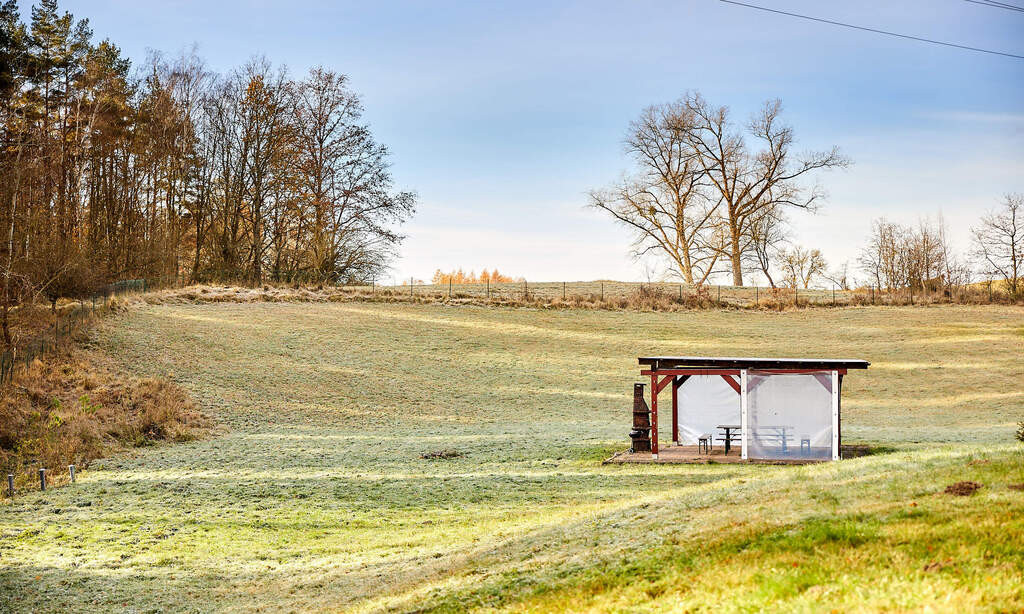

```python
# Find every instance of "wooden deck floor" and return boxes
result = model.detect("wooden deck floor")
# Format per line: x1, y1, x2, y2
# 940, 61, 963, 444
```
603, 444, 824, 465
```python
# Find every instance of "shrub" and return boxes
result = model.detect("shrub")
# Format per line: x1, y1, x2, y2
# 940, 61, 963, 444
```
0, 346, 209, 482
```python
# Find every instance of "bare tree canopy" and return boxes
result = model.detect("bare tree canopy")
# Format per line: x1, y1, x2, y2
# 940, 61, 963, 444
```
779, 245, 827, 289
291, 67, 415, 284
588, 102, 722, 285
858, 215, 971, 293
972, 193, 1023, 296
591, 91, 848, 286
678, 92, 849, 286
744, 204, 787, 288
0, 0, 416, 344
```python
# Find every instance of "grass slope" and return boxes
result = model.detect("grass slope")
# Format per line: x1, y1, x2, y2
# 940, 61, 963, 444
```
1, 303, 1021, 612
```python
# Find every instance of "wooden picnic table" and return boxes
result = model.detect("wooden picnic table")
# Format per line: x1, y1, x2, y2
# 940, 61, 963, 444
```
717, 424, 796, 454
716, 424, 741, 453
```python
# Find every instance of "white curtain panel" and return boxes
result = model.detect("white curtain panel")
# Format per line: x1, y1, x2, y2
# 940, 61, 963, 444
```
676, 375, 741, 445
746, 371, 833, 460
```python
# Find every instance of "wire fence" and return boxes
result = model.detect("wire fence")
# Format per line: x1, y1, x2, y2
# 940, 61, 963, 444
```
0, 279, 153, 386
369, 279, 1021, 308
2, 275, 1012, 387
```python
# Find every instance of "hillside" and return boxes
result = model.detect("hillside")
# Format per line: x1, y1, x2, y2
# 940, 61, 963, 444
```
1, 302, 1021, 612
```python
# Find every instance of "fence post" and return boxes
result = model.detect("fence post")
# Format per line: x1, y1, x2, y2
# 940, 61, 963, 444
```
410, 277, 413, 298
448, 279, 452, 299
600, 282, 604, 302
832, 285, 836, 306
523, 280, 528, 301
717, 285, 721, 303
988, 281, 992, 302
679, 284, 683, 301
38, 467, 45, 491
755, 285, 758, 306
486, 278, 490, 299
563, 281, 566, 300
6, 474, 12, 498
795, 287, 798, 307
69, 465, 75, 483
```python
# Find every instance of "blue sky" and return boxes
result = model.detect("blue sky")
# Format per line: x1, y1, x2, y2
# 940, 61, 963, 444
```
66, 0, 1024, 283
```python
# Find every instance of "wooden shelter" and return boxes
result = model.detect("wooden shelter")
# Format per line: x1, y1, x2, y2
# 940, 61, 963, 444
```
634, 356, 869, 462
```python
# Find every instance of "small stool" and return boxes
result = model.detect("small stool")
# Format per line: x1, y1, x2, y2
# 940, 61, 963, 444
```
698, 434, 712, 454
800, 437, 811, 455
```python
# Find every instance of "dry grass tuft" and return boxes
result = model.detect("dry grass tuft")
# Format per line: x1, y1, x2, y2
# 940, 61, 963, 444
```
131, 283, 736, 313
141, 281, 1021, 313
0, 343, 210, 487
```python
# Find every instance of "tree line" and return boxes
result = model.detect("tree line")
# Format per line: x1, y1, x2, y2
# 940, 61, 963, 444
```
431, 268, 522, 285
592, 91, 1021, 297
0, 0, 415, 344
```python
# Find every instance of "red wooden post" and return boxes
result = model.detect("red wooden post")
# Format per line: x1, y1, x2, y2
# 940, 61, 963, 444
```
671, 376, 680, 445
720, 374, 741, 394
649, 373, 659, 458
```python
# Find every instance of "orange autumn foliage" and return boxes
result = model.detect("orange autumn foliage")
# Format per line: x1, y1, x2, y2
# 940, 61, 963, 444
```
432, 268, 523, 284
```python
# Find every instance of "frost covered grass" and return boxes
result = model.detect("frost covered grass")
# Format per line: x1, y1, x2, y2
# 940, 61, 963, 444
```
0, 302, 1021, 612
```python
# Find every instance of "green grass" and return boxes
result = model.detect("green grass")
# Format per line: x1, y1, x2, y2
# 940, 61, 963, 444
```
1, 303, 1022, 612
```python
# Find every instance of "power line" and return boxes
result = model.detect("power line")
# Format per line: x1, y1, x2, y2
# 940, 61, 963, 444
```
964, 0, 1024, 12
718, 0, 1024, 59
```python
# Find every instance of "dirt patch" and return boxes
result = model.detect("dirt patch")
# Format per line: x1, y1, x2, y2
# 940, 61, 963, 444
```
420, 448, 463, 460
943, 481, 983, 496
1008, 483, 1024, 491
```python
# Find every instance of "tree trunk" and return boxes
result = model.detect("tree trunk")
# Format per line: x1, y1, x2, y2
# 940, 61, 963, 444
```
729, 221, 744, 286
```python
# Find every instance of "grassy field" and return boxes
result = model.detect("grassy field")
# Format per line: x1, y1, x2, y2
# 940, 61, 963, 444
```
1, 302, 1022, 612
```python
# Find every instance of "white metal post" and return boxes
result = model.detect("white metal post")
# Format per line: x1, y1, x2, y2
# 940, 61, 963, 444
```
740, 369, 748, 460
831, 370, 840, 460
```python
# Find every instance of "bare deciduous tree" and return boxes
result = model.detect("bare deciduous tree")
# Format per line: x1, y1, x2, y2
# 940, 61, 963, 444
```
744, 204, 787, 288
779, 245, 826, 289
822, 261, 851, 290
678, 92, 849, 286
972, 194, 1023, 296
291, 67, 415, 284
589, 101, 722, 285
859, 215, 968, 295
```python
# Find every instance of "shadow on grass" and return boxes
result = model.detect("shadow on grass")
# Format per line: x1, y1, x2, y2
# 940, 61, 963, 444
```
841, 443, 899, 458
